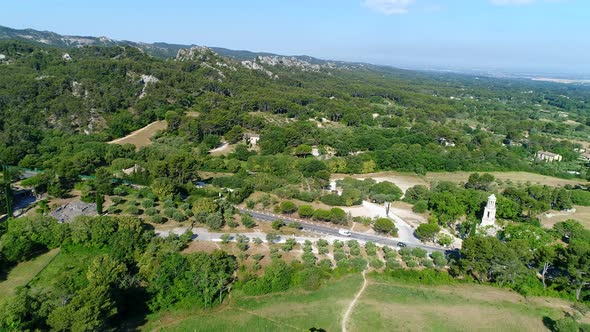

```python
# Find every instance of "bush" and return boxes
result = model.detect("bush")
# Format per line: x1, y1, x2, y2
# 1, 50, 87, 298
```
246, 200, 256, 209
281, 238, 297, 252
272, 219, 286, 230
280, 201, 297, 214
365, 241, 377, 256
241, 213, 256, 228
142, 199, 155, 208
252, 237, 263, 245
220, 233, 232, 244
150, 215, 166, 224
412, 248, 428, 258
172, 211, 186, 222
422, 259, 434, 268
145, 207, 158, 216
163, 199, 175, 209
107, 206, 120, 214
320, 194, 346, 206
415, 223, 440, 242
126, 206, 140, 215
288, 221, 302, 229
298, 205, 315, 218
412, 200, 428, 213
406, 260, 418, 268
431, 251, 448, 267
329, 208, 347, 224
370, 258, 385, 269
386, 259, 402, 269
163, 208, 176, 218
266, 232, 280, 243
374, 218, 396, 234
111, 196, 124, 205
113, 187, 127, 196
227, 219, 239, 228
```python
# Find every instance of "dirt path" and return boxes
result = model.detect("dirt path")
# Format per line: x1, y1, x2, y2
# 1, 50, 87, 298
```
342, 271, 367, 332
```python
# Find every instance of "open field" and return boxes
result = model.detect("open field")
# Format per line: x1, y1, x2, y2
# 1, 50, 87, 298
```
143, 274, 363, 331
349, 275, 576, 332
143, 273, 579, 332
336, 171, 586, 194
108, 120, 167, 148
540, 205, 590, 230
0, 248, 60, 297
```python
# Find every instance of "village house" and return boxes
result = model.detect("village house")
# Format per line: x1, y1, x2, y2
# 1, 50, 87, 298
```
536, 151, 563, 162
580, 152, 590, 162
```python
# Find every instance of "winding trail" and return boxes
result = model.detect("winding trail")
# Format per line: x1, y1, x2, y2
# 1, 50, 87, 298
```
342, 271, 368, 332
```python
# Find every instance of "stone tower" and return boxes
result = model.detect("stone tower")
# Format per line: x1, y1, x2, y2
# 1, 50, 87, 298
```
481, 194, 497, 227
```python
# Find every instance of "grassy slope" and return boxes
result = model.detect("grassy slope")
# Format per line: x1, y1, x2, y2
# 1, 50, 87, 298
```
144, 273, 574, 332
0, 248, 60, 297
143, 274, 363, 332
350, 275, 568, 332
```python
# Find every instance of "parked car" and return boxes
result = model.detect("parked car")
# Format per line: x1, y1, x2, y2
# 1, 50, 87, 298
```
338, 229, 352, 237
397, 242, 407, 248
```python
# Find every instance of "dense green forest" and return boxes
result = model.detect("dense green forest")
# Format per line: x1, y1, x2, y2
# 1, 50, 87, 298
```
1, 39, 590, 330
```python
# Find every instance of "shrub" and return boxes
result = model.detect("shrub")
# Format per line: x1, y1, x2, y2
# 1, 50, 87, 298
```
150, 215, 166, 224
422, 259, 434, 268
370, 258, 385, 269
163, 199, 175, 209
113, 187, 127, 196
246, 199, 256, 209
320, 194, 346, 206
329, 208, 347, 224
126, 206, 140, 215
280, 201, 297, 214
252, 237, 263, 245
172, 211, 186, 222
415, 223, 440, 242
272, 219, 286, 230
144, 207, 157, 216
163, 208, 176, 218
266, 232, 280, 243
386, 259, 402, 269
241, 213, 256, 228
220, 233, 231, 244
288, 221, 302, 229
333, 240, 344, 249
412, 200, 428, 213
282, 238, 297, 252
374, 218, 397, 234
111, 196, 124, 205
431, 251, 448, 267
298, 205, 315, 218
227, 219, 239, 228
406, 260, 418, 268
107, 206, 120, 214
412, 248, 428, 258
365, 241, 377, 256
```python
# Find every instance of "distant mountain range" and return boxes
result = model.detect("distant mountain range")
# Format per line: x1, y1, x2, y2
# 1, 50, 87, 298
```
0, 25, 345, 65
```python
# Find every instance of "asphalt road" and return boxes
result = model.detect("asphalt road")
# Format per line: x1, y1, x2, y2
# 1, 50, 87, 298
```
237, 208, 445, 253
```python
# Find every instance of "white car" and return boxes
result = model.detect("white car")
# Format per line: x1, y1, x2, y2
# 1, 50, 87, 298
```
338, 229, 352, 237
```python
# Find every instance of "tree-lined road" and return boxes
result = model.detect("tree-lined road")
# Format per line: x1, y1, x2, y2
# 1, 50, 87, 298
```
237, 208, 445, 253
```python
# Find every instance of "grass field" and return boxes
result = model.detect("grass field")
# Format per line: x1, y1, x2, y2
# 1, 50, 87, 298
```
339, 171, 586, 194
108, 120, 167, 148
143, 273, 577, 332
349, 275, 570, 332
0, 248, 60, 297
143, 274, 363, 331
28, 245, 102, 290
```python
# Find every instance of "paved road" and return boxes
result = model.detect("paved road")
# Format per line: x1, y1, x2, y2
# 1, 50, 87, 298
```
238, 208, 445, 253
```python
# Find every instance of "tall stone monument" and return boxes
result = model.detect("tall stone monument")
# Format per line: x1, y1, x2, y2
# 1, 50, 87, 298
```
481, 194, 497, 227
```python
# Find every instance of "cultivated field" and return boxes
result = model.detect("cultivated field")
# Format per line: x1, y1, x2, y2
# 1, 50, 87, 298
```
108, 120, 167, 149
143, 273, 578, 332
0, 248, 60, 297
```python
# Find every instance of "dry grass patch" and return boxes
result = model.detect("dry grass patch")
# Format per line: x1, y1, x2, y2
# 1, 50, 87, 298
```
108, 120, 167, 149
539, 205, 590, 230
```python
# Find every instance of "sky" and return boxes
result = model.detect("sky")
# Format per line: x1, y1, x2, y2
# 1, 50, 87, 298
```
1, 0, 588, 76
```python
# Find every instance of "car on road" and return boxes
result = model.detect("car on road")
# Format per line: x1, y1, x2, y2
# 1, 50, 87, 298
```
397, 242, 407, 248
338, 229, 352, 236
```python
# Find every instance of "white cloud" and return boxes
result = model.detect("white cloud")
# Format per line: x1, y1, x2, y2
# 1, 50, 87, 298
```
363, 0, 416, 15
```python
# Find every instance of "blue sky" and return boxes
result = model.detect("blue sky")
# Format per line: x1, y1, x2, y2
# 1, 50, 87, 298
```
1, 0, 588, 76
